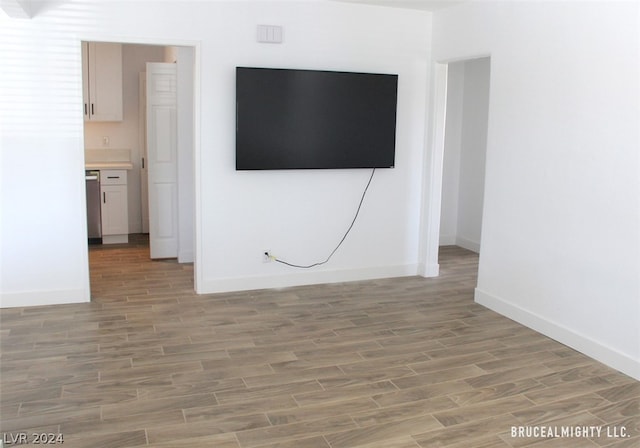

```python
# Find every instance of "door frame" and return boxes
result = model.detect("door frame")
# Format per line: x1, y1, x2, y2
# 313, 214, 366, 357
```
419, 62, 449, 278
420, 55, 491, 279
80, 36, 201, 297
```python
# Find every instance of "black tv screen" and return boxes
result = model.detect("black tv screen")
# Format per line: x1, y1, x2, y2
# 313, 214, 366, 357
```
236, 67, 398, 170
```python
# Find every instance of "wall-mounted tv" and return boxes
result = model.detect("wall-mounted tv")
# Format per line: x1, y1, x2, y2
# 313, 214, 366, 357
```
236, 67, 398, 170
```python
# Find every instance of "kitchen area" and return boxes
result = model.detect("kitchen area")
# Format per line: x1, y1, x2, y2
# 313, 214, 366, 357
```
82, 41, 165, 246
82, 40, 195, 264
85, 151, 133, 245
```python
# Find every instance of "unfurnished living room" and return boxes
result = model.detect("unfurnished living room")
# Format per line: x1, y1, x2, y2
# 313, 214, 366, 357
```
1, 1, 638, 447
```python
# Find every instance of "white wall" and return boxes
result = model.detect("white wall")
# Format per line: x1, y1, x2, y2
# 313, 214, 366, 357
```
0, 1, 431, 306
432, 1, 640, 380
456, 57, 489, 252
1, 3, 90, 307
175, 46, 195, 264
439, 57, 489, 252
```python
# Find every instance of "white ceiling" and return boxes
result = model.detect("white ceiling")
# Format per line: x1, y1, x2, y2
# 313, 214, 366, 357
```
331, 0, 466, 12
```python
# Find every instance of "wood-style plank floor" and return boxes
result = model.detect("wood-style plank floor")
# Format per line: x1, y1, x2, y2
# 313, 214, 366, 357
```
1, 235, 638, 447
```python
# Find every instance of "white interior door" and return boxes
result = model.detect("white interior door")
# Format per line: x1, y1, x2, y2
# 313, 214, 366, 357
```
146, 62, 178, 259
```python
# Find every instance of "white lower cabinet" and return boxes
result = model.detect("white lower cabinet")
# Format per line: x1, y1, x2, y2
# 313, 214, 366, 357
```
100, 170, 128, 244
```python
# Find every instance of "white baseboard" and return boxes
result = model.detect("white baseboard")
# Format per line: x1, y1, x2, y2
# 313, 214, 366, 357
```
178, 250, 194, 263
201, 264, 419, 294
455, 236, 480, 253
475, 288, 640, 381
438, 235, 480, 253
0, 288, 89, 308
439, 234, 456, 246
418, 262, 439, 278
102, 234, 128, 244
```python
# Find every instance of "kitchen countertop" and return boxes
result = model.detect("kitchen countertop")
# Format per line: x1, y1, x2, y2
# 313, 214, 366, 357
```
85, 149, 133, 170
85, 162, 134, 170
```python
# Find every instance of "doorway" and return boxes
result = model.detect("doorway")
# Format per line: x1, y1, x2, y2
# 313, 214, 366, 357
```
421, 56, 491, 276
439, 57, 491, 257
82, 40, 197, 299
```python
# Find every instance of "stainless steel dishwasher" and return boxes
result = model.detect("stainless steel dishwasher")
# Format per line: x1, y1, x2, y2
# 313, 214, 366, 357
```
85, 170, 102, 244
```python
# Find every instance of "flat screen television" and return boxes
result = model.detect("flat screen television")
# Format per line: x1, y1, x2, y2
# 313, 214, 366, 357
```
236, 67, 398, 170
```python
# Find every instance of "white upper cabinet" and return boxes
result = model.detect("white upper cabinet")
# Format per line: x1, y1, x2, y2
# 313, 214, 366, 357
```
82, 42, 123, 122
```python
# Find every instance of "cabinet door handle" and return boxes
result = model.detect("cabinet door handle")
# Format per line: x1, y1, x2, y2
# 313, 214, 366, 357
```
84, 103, 87, 115
103, 192, 106, 203
142, 158, 145, 169
107, 176, 119, 179
91, 103, 94, 115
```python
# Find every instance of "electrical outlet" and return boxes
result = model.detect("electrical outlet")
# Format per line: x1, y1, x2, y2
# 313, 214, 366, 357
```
263, 250, 272, 263
102, 136, 110, 147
